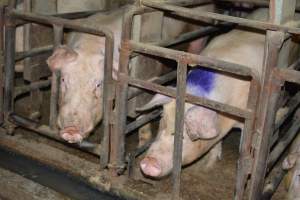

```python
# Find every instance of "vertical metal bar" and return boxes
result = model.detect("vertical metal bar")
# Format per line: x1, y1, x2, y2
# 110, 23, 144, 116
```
0, 6, 5, 125
3, 10, 16, 116
249, 31, 283, 200
235, 78, 259, 200
171, 60, 187, 200
49, 25, 63, 129
100, 32, 114, 168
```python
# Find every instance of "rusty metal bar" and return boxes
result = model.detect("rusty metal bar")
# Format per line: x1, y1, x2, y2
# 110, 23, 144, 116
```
121, 74, 253, 119
15, 45, 53, 61
141, 0, 300, 34
128, 70, 176, 100
49, 25, 63, 129
267, 109, 300, 170
0, 6, 5, 124
3, 9, 16, 116
128, 40, 259, 79
171, 61, 187, 200
14, 80, 51, 98
9, 113, 101, 155
99, 22, 115, 169
125, 109, 162, 134
249, 31, 283, 200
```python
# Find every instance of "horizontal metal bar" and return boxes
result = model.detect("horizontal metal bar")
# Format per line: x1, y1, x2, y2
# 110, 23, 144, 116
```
125, 109, 162, 134
9, 113, 101, 156
275, 68, 300, 84
120, 74, 253, 119
14, 80, 51, 98
141, 0, 300, 34
128, 70, 177, 100
15, 45, 53, 61
10, 9, 113, 38
127, 40, 259, 80
51, 9, 105, 20
152, 23, 233, 47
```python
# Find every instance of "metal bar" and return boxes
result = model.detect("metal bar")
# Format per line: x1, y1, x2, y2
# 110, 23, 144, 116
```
267, 112, 300, 170
128, 40, 259, 79
10, 9, 111, 37
141, 0, 300, 34
171, 61, 187, 200
49, 25, 63, 129
9, 113, 101, 155
15, 45, 53, 61
51, 10, 106, 20
99, 25, 115, 168
14, 80, 51, 98
275, 68, 300, 85
125, 109, 162, 134
121, 74, 253, 119
249, 31, 283, 200
127, 70, 176, 100
3, 11, 16, 115
0, 6, 5, 124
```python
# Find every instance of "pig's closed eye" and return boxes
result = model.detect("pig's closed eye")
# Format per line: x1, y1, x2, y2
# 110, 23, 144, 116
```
96, 81, 103, 88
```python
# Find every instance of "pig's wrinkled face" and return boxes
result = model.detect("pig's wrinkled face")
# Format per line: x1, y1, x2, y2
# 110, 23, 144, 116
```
47, 46, 104, 143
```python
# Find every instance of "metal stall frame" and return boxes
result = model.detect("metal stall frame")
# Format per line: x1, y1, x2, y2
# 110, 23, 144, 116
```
2, 3, 115, 165
111, 1, 300, 200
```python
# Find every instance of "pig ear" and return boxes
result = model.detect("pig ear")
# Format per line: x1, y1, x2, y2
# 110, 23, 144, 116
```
136, 93, 173, 112
184, 106, 218, 141
282, 154, 298, 170
47, 45, 78, 72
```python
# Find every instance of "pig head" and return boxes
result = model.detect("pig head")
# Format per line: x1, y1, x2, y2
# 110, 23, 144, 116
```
47, 44, 107, 143
138, 93, 220, 177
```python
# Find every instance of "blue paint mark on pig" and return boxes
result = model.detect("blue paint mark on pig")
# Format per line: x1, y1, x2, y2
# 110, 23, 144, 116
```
186, 66, 216, 97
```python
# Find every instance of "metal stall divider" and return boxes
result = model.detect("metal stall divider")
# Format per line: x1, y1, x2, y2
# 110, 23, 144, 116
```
2, 2, 115, 166
112, 1, 300, 199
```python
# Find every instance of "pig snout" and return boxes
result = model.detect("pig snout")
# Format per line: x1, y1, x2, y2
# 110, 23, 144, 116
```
140, 156, 163, 177
60, 126, 83, 143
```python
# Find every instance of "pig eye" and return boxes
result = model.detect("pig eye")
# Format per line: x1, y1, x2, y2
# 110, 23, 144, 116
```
96, 81, 102, 88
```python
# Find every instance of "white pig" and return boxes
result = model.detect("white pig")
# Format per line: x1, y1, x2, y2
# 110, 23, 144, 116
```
138, 9, 268, 178
46, 4, 215, 143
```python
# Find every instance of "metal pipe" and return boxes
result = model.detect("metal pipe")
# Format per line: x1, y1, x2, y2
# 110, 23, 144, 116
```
141, 0, 300, 34
15, 45, 53, 61
49, 25, 63, 129
125, 109, 162, 134
9, 113, 101, 155
121, 74, 253, 119
171, 61, 187, 200
14, 80, 51, 98
275, 68, 300, 85
267, 112, 300, 170
127, 70, 176, 100
128, 40, 259, 80
0, 6, 5, 124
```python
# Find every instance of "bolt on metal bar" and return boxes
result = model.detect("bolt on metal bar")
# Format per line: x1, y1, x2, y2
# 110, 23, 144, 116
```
141, 0, 300, 34
171, 61, 187, 200
49, 25, 63, 130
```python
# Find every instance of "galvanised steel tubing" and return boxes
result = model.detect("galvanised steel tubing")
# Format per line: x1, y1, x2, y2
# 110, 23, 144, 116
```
9, 113, 101, 156
127, 70, 177, 100
14, 80, 51, 98
127, 40, 259, 80
274, 68, 300, 85
125, 109, 162, 134
15, 45, 53, 61
141, 1, 300, 34
171, 61, 187, 200
121, 74, 253, 119
49, 25, 63, 129
108, 6, 154, 174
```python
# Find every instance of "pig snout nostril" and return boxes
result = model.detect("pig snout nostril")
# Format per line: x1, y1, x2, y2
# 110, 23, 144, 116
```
140, 156, 162, 177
